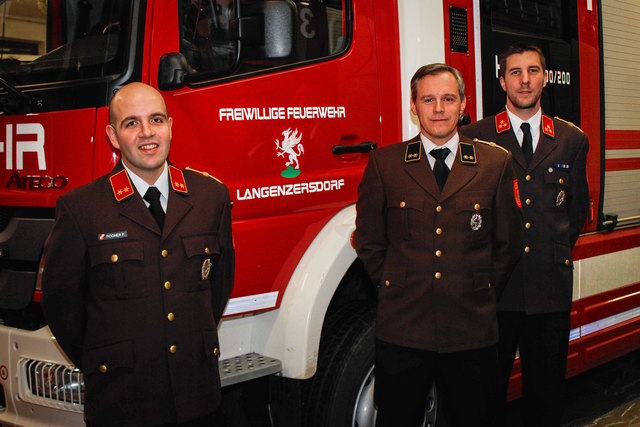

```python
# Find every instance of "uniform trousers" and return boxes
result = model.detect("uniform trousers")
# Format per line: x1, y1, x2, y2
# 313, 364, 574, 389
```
495, 310, 571, 427
374, 339, 497, 427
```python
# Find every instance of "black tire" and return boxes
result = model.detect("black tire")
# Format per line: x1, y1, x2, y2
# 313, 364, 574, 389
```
304, 300, 447, 427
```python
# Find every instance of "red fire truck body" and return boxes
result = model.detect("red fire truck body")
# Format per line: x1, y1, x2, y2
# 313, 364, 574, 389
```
0, 1, 639, 426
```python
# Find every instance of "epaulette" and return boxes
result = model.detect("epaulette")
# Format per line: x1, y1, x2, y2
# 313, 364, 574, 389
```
542, 115, 555, 138
404, 140, 421, 163
109, 169, 135, 202
168, 165, 189, 194
185, 166, 223, 184
554, 116, 584, 133
473, 138, 509, 154
495, 111, 511, 134
459, 141, 477, 164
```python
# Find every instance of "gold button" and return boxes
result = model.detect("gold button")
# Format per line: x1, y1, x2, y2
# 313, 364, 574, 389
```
167, 312, 175, 321
559, 178, 564, 184
435, 250, 442, 257
435, 272, 442, 279
161, 249, 168, 258
525, 222, 531, 229
526, 175, 531, 181
164, 281, 171, 290
400, 201, 406, 208
385, 280, 390, 287
565, 259, 570, 266
213, 347, 220, 357
436, 228, 442, 235
524, 246, 530, 253
436, 205, 442, 213
205, 247, 211, 255
169, 345, 177, 353
474, 203, 480, 211
110, 254, 118, 263
99, 364, 107, 374
525, 198, 531, 205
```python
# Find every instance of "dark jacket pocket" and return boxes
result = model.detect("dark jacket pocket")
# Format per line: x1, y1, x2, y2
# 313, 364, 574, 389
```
182, 233, 220, 291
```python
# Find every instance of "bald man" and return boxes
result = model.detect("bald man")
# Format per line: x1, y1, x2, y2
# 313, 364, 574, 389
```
42, 83, 234, 426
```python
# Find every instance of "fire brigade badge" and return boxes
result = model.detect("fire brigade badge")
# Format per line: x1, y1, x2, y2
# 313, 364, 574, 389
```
275, 128, 304, 178
201, 258, 212, 280
556, 190, 566, 207
470, 213, 482, 231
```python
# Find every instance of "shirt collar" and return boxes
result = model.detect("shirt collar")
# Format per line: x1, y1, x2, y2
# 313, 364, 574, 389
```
420, 132, 459, 170
121, 161, 169, 209
505, 106, 542, 146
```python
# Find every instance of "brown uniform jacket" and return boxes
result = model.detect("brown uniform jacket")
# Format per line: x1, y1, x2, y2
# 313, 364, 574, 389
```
354, 134, 522, 352
461, 111, 589, 313
41, 162, 234, 426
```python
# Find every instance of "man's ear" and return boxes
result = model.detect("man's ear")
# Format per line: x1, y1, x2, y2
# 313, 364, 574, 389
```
106, 125, 120, 150
499, 75, 507, 92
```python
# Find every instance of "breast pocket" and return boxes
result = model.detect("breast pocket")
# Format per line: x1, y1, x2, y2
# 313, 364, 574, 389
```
386, 194, 426, 241
88, 241, 146, 300
544, 169, 570, 212
182, 233, 220, 291
456, 193, 493, 245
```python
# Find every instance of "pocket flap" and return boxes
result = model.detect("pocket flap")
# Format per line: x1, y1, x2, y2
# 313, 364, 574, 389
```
182, 233, 220, 258
83, 339, 134, 375
88, 241, 143, 267
203, 330, 220, 358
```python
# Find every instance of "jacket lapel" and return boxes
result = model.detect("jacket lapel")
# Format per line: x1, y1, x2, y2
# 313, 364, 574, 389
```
163, 189, 192, 240
439, 135, 477, 203
403, 136, 441, 200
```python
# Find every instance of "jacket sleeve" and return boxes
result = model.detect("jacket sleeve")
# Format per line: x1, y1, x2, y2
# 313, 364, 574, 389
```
211, 186, 235, 324
41, 198, 87, 367
569, 133, 590, 247
492, 152, 523, 298
353, 151, 387, 286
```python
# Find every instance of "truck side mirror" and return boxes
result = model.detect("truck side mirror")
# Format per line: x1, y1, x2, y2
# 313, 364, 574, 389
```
158, 53, 192, 90
238, 0, 294, 60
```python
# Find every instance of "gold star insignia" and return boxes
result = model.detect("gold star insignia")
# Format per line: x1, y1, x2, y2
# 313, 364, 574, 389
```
123, 186, 130, 193
117, 189, 123, 196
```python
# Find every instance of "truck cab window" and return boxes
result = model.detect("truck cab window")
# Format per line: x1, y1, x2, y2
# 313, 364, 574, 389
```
179, 0, 349, 81
0, 1, 133, 86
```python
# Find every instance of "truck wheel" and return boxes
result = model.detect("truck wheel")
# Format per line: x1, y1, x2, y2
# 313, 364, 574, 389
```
304, 302, 446, 427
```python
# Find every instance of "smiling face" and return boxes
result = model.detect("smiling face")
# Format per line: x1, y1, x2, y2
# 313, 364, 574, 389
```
500, 50, 546, 120
106, 83, 173, 184
410, 71, 466, 146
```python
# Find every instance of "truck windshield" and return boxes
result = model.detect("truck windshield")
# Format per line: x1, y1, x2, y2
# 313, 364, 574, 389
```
0, 1, 132, 85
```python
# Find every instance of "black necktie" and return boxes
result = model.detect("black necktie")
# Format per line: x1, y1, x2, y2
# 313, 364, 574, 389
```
521, 122, 533, 166
430, 147, 450, 192
144, 186, 165, 228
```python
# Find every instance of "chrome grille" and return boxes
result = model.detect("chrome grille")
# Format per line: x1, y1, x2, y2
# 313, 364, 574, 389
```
17, 358, 84, 412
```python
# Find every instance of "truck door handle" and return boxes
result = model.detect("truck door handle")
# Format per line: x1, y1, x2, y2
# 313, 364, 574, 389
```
332, 141, 377, 155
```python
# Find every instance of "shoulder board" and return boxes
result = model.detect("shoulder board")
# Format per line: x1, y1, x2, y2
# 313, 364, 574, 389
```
109, 169, 135, 202
185, 166, 223, 184
473, 138, 509, 154
168, 165, 189, 194
459, 142, 477, 164
404, 140, 422, 163
542, 115, 555, 138
554, 116, 584, 133
495, 111, 511, 134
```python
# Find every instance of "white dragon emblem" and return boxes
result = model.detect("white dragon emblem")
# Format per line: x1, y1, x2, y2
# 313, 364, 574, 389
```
275, 128, 304, 169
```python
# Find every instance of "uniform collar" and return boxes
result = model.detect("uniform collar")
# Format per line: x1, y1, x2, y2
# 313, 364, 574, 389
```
122, 161, 169, 211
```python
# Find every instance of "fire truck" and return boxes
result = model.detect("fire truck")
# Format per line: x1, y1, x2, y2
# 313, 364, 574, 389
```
1, 0, 639, 426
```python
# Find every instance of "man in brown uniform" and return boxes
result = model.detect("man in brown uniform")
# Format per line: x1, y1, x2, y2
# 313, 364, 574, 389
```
354, 64, 522, 427
41, 83, 234, 426
461, 44, 590, 427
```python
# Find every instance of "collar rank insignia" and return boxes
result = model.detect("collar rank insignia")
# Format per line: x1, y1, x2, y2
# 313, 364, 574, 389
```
459, 142, 477, 164
169, 165, 189, 194
109, 169, 135, 202
542, 115, 555, 138
404, 141, 422, 163
495, 111, 511, 134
